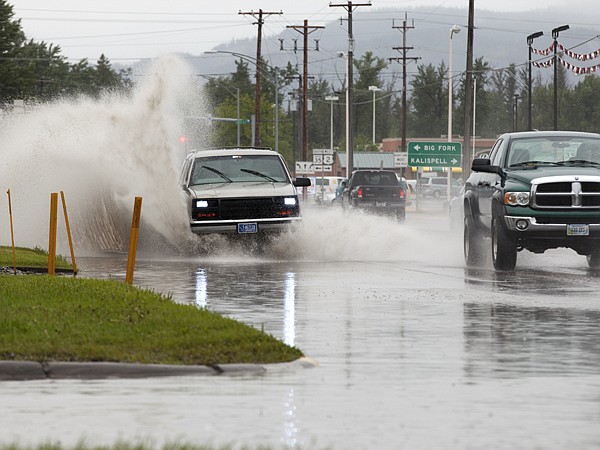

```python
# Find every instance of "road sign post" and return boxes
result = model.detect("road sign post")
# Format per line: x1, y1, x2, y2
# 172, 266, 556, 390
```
312, 150, 335, 203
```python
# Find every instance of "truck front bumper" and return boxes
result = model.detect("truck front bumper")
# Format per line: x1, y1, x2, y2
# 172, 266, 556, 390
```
504, 216, 600, 233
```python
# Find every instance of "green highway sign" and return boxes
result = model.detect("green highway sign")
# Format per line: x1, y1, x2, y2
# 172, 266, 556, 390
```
407, 141, 462, 168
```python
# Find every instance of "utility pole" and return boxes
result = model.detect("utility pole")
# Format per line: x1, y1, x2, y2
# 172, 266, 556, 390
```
552, 25, 569, 131
527, 31, 544, 131
286, 75, 303, 166
462, 0, 475, 180
239, 9, 282, 147
390, 13, 419, 159
330, 1, 371, 178
287, 20, 324, 163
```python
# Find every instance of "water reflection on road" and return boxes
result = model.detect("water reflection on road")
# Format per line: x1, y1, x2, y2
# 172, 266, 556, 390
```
2, 212, 600, 449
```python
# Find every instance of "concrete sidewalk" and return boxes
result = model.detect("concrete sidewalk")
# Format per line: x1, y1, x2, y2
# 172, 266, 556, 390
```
0, 357, 318, 381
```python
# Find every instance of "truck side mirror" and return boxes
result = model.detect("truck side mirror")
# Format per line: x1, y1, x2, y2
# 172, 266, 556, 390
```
293, 177, 312, 187
472, 158, 503, 176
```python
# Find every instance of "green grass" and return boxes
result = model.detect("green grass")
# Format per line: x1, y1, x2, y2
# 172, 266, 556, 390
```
0, 276, 303, 365
0, 246, 72, 270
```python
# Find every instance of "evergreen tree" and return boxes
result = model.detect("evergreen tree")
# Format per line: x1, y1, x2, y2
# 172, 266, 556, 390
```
0, 0, 130, 103
409, 62, 447, 137
354, 51, 388, 144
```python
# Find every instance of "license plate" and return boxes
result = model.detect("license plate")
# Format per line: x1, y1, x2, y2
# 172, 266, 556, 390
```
376, 202, 386, 207
567, 224, 589, 236
237, 223, 258, 234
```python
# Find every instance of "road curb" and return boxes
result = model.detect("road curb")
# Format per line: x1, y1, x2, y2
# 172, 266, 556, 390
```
0, 357, 318, 381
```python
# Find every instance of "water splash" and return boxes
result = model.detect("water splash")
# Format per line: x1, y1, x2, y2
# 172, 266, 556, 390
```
0, 54, 460, 266
0, 55, 205, 255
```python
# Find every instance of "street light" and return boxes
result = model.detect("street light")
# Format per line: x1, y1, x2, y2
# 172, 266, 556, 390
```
337, 51, 352, 178
205, 50, 280, 151
368, 86, 380, 144
197, 74, 241, 146
513, 94, 520, 131
447, 24, 461, 200
527, 31, 543, 130
325, 95, 339, 151
552, 24, 569, 131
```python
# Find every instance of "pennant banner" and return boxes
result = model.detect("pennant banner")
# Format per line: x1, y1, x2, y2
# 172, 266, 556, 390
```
533, 42, 600, 62
559, 57, 600, 75
533, 55, 600, 75
557, 43, 600, 62
532, 42, 554, 56
533, 58, 554, 68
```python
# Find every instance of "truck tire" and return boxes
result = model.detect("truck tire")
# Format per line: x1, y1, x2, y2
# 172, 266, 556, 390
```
433, 190, 441, 199
464, 215, 485, 267
491, 216, 517, 270
395, 208, 406, 222
587, 250, 600, 269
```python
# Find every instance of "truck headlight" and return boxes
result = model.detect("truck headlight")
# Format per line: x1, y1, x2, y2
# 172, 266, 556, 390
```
504, 192, 530, 206
284, 197, 297, 206
196, 200, 209, 208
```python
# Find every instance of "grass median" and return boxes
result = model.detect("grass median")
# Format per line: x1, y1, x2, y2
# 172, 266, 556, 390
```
0, 247, 303, 365
0, 246, 72, 271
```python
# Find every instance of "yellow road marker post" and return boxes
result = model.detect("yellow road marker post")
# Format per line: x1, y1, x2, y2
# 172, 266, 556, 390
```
60, 191, 77, 275
48, 192, 58, 276
125, 196, 143, 285
7, 189, 17, 275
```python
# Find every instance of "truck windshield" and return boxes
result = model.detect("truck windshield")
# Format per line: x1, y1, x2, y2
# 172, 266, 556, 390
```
507, 137, 600, 168
190, 155, 289, 185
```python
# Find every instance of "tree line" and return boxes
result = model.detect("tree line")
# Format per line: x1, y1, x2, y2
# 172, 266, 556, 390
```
2, 0, 599, 168
205, 49, 600, 166
0, 1, 131, 104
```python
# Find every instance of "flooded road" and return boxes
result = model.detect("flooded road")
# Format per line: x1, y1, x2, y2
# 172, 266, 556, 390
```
2, 206, 600, 450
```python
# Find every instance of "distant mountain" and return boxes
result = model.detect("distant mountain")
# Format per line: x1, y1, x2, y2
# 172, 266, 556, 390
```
128, 5, 600, 90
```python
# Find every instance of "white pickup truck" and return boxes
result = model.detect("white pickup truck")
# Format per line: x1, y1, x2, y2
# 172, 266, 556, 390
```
180, 147, 311, 235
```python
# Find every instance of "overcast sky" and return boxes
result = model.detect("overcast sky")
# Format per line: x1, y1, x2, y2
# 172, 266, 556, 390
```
9, 0, 592, 63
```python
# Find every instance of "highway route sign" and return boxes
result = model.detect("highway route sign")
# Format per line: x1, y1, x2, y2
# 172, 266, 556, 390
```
313, 148, 334, 155
313, 154, 334, 165
407, 141, 462, 168
394, 152, 408, 168
295, 161, 314, 173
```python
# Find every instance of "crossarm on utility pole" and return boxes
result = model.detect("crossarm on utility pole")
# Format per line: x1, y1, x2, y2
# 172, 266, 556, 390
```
239, 9, 282, 147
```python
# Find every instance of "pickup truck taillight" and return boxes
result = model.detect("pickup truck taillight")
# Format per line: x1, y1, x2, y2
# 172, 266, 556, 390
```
357, 187, 363, 198
400, 189, 405, 199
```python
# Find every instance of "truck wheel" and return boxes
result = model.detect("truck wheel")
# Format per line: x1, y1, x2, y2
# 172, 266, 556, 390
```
433, 190, 441, 199
491, 216, 517, 270
464, 215, 485, 266
341, 195, 348, 210
395, 208, 406, 222
587, 250, 600, 269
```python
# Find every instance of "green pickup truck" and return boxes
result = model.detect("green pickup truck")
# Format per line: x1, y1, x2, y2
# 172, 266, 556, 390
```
464, 131, 600, 270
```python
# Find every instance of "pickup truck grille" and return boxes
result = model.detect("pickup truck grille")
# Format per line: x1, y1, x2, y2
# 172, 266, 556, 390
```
532, 176, 600, 209
219, 198, 276, 219
192, 197, 299, 221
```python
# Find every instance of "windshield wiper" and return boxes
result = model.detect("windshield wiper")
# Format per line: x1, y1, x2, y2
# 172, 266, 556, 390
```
240, 168, 278, 182
201, 165, 232, 182
556, 159, 600, 168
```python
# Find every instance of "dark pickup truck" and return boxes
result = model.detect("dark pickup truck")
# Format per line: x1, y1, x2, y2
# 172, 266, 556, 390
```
464, 130, 600, 270
342, 169, 406, 221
